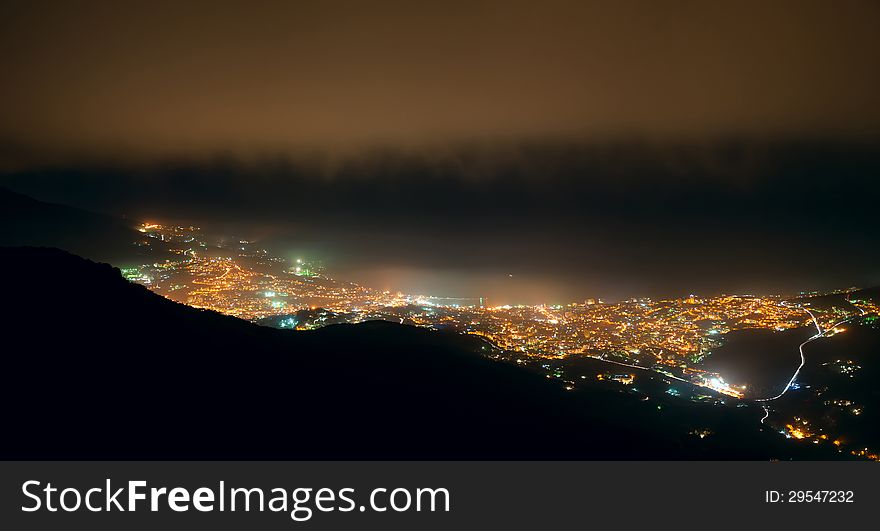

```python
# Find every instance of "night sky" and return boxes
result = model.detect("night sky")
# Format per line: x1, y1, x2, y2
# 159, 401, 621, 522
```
1, 1, 879, 302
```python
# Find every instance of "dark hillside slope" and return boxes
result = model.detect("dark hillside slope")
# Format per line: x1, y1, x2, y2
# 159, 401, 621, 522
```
0, 187, 166, 264
0, 247, 832, 459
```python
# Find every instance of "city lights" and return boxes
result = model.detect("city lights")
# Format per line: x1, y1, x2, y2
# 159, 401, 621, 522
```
123, 222, 879, 460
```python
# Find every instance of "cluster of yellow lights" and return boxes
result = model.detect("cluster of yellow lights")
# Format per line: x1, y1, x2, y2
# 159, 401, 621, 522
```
131, 223, 875, 407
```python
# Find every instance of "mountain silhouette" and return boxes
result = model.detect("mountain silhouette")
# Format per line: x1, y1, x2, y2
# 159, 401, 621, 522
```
0, 246, 836, 459
0, 187, 169, 264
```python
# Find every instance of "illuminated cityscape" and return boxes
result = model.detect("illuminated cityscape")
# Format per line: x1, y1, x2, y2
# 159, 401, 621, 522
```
124, 222, 880, 460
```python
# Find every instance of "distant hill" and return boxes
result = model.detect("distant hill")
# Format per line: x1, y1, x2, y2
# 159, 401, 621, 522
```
788, 286, 880, 313
848, 286, 880, 303
0, 247, 838, 459
0, 187, 167, 264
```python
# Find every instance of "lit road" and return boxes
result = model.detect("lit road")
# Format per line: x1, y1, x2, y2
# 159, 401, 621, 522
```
756, 304, 864, 404
589, 356, 693, 386
755, 307, 822, 402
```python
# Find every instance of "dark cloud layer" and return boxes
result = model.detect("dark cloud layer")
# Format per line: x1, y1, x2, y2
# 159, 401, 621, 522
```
1, 0, 880, 165
4, 141, 878, 302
